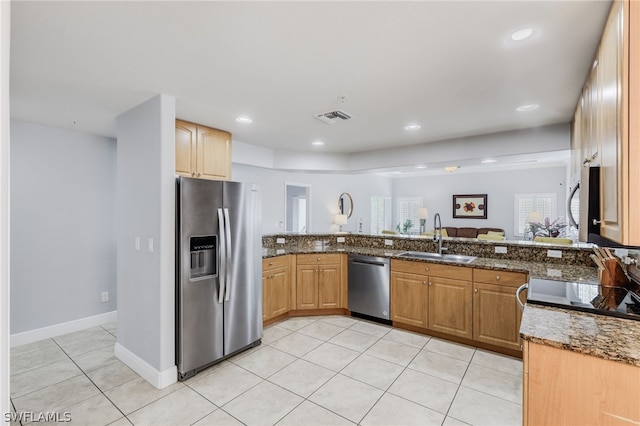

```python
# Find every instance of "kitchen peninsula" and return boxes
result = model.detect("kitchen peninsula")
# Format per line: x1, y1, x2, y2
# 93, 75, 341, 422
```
262, 233, 598, 358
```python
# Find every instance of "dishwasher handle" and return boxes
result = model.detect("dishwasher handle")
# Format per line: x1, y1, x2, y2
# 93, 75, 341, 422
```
350, 260, 387, 267
516, 283, 528, 311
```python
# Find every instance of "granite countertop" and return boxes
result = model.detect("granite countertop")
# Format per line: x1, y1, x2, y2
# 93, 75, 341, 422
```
262, 245, 598, 282
520, 304, 640, 367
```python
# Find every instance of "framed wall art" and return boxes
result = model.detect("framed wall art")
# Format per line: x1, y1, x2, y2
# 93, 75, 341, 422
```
453, 194, 487, 219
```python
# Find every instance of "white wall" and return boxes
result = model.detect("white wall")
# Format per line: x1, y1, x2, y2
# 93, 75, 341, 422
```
392, 166, 568, 239
232, 164, 393, 234
115, 94, 176, 388
1, 0, 10, 418
350, 124, 570, 171
10, 121, 116, 333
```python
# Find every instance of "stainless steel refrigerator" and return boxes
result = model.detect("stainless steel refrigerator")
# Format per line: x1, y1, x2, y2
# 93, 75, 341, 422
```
176, 177, 262, 381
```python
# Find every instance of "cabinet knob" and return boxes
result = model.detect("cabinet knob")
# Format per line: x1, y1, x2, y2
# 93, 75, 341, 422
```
474, 288, 478, 293
268, 262, 273, 266
317, 257, 320, 261
428, 281, 432, 286
593, 219, 602, 225
425, 267, 429, 272
422, 281, 427, 285
192, 172, 196, 177
496, 275, 501, 281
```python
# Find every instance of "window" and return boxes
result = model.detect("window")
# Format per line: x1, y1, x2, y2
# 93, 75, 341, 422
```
396, 197, 423, 234
370, 196, 392, 234
514, 193, 556, 236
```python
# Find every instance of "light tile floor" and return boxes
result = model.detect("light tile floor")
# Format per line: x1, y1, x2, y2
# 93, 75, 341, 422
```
9, 316, 523, 425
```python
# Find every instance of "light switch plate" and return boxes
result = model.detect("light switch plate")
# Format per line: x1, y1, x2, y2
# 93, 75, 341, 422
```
148, 238, 154, 253
135, 237, 140, 251
337, 237, 346, 243
494, 246, 507, 254
384, 239, 393, 246
547, 250, 562, 258
276, 238, 285, 244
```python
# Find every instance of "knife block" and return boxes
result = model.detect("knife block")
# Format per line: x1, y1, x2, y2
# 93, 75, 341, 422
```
600, 258, 631, 289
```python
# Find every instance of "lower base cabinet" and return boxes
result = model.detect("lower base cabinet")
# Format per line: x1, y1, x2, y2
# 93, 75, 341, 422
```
524, 341, 640, 425
296, 254, 344, 310
390, 260, 473, 339
390, 260, 526, 353
262, 256, 291, 321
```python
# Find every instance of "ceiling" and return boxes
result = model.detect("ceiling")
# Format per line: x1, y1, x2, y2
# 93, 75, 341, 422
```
10, 1, 611, 156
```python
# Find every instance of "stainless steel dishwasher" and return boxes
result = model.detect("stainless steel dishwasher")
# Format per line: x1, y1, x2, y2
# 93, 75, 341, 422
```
348, 254, 390, 321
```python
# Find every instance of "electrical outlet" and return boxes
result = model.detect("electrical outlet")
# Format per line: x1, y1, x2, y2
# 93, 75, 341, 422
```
547, 268, 562, 277
547, 250, 562, 258
337, 237, 346, 243
101, 291, 109, 303
148, 238, 154, 253
276, 238, 285, 244
384, 239, 393, 246
134, 237, 140, 251
494, 246, 507, 254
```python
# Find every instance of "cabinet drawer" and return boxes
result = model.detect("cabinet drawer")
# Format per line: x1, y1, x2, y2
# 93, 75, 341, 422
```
390, 259, 472, 280
473, 269, 527, 287
263, 255, 289, 271
297, 253, 342, 265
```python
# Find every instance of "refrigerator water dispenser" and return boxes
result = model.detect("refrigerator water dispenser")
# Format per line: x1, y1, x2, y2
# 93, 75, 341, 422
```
189, 235, 217, 280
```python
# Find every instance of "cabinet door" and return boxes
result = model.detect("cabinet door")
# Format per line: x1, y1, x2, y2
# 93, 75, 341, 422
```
175, 119, 197, 177
267, 267, 290, 318
318, 263, 341, 309
296, 265, 318, 310
428, 277, 472, 339
197, 126, 232, 181
599, 0, 625, 242
390, 272, 427, 328
526, 341, 640, 425
473, 282, 522, 351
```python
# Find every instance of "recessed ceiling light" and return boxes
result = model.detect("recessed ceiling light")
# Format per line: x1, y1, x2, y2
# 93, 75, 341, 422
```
414, 165, 427, 169
516, 104, 539, 112
311, 140, 325, 146
235, 116, 253, 124
481, 159, 497, 164
444, 166, 459, 173
511, 27, 533, 41
404, 124, 421, 131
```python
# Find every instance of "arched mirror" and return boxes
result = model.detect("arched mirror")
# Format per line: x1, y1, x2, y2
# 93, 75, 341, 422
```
338, 192, 353, 219
568, 183, 580, 229
285, 182, 310, 233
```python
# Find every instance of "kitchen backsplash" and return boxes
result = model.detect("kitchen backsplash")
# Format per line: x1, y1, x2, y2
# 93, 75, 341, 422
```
262, 233, 594, 266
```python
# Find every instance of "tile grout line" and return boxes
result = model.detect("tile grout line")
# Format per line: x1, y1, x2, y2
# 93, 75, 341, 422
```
50, 336, 131, 425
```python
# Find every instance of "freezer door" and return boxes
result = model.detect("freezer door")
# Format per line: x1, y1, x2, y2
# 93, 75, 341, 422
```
222, 181, 263, 355
176, 178, 224, 376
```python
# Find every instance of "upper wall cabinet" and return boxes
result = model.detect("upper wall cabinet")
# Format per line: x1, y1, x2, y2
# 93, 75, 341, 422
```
175, 119, 232, 181
572, 0, 639, 245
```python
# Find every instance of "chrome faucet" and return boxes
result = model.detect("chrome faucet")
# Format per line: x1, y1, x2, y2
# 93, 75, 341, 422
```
433, 213, 447, 255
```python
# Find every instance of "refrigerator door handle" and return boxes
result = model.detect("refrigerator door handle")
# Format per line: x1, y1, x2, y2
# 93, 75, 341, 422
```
223, 208, 232, 302
217, 208, 226, 304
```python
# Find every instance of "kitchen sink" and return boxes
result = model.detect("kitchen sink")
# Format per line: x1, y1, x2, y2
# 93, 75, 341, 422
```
397, 251, 476, 264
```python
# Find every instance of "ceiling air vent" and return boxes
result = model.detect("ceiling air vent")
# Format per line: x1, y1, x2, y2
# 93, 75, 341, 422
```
314, 110, 352, 124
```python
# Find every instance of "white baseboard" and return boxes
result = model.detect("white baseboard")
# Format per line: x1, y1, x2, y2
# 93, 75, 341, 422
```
10, 311, 118, 348
114, 342, 177, 389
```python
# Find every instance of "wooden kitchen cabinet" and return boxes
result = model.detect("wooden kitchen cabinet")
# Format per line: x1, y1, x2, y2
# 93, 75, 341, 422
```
262, 256, 291, 322
175, 119, 232, 181
295, 254, 343, 310
473, 269, 527, 351
428, 276, 473, 339
523, 341, 640, 426
390, 260, 472, 338
390, 270, 427, 328
572, 0, 640, 245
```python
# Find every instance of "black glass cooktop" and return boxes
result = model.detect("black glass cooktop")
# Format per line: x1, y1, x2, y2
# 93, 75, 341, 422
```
527, 278, 640, 321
